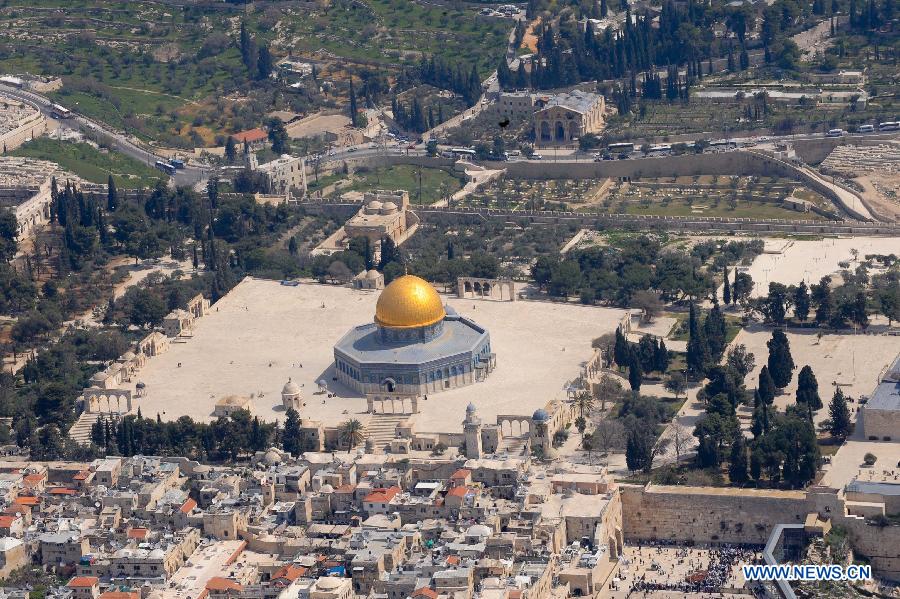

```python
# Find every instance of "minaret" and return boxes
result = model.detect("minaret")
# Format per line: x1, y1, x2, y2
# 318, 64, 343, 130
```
463, 402, 483, 459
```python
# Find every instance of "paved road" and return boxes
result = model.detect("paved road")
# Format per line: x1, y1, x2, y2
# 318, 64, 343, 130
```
0, 84, 204, 187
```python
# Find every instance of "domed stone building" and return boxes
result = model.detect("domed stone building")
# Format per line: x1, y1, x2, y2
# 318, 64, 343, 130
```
333, 275, 494, 400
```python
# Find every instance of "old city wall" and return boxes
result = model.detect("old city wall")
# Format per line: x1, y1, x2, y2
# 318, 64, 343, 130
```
623, 484, 900, 581
0, 109, 46, 153
620, 484, 809, 546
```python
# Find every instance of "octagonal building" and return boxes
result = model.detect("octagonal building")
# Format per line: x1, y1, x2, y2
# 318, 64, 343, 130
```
333, 275, 494, 395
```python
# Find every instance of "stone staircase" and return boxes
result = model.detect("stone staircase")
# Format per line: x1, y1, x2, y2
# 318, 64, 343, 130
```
496, 435, 530, 457
69, 412, 118, 446
364, 414, 408, 451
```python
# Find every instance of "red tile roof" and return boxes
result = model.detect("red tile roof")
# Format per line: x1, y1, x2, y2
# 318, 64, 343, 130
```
450, 468, 471, 479
273, 564, 307, 582
127, 527, 149, 540
206, 577, 243, 592
23, 473, 45, 484
232, 128, 267, 144
335, 484, 357, 493
180, 498, 197, 514
446, 486, 471, 498
0, 515, 18, 528
67, 577, 99, 588
412, 589, 437, 599
13, 496, 38, 506
445, 555, 460, 566
74, 470, 91, 481
49, 487, 77, 495
363, 486, 401, 504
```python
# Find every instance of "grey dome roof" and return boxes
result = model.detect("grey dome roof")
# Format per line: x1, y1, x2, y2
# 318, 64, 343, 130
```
532, 408, 549, 422
466, 402, 477, 414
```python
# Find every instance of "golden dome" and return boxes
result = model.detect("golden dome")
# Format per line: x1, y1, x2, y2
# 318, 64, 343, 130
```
375, 275, 446, 329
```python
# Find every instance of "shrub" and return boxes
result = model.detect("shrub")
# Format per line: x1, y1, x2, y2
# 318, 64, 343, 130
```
863, 452, 877, 466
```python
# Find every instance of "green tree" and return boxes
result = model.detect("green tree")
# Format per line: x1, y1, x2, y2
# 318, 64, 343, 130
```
107, 174, 118, 212
686, 303, 710, 376
283, 407, 302, 456
625, 422, 654, 473
128, 289, 167, 328
341, 418, 365, 452
758, 365, 776, 406
628, 352, 643, 391
0, 210, 18, 263
225, 136, 237, 163
729, 435, 749, 484
794, 281, 810, 321
349, 77, 359, 128
268, 118, 289, 155
723, 267, 731, 305
828, 387, 852, 439
766, 282, 789, 324
795, 365, 822, 418
257, 44, 273, 80
767, 329, 795, 389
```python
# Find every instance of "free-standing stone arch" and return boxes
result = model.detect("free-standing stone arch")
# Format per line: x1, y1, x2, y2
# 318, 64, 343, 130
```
457, 277, 515, 301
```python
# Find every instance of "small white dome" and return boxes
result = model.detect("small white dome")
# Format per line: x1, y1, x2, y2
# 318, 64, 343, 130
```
263, 448, 282, 465
282, 379, 301, 395
366, 269, 381, 280
380, 201, 398, 214
320, 483, 334, 493
365, 200, 383, 214
466, 524, 492, 538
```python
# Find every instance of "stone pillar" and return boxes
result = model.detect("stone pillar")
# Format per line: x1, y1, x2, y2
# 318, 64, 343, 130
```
411, 396, 419, 414
367, 396, 374, 414
464, 422, 482, 459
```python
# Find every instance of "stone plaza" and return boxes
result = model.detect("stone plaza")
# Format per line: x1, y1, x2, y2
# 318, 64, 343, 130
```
129, 277, 628, 434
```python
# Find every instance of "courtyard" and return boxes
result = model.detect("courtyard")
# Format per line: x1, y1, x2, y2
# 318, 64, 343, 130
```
731, 325, 900, 430
130, 277, 627, 433
743, 236, 900, 298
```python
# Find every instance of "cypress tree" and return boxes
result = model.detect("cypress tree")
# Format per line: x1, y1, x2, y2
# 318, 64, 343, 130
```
758, 366, 776, 406
349, 77, 359, 127
767, 329, 795, 389
107, 174, 118, 212
723, 267, 731, 305
686, 303, 710, 376
628, 352, 643, 391
729, 435, 749, 484
796, 365, 822, 418
828, 387, 852, 438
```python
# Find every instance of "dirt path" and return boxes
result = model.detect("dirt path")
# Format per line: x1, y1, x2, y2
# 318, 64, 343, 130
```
853, 175, 900, 222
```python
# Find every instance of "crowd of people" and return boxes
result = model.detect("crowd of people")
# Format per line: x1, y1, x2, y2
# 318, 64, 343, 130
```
611, 541, 763, 597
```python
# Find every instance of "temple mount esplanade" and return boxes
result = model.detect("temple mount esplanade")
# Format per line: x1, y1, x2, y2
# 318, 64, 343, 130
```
333, 274, 496, 396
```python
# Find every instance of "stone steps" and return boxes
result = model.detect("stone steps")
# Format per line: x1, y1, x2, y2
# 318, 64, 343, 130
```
69, 412, 117, 446
364, 414, 407, 450
496, 435, 529, 457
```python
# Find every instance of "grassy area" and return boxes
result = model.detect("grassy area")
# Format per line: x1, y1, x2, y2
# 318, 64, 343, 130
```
281, 0, 509, 75
11, 138, 165, 188
622, 198, 826, 220
0, 0, 510, 148
340, 165, 465, 204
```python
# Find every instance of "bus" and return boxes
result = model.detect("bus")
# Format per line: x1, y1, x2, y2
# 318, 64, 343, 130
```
647, 144, 671, 155
878, 121, 900, 131
826, 128, 845, 137
155, 160, 176, 175
857, 124, 875, 133
607, 142, 635, 154
709, 139, 737, 149
448, 147, 476, 159
50, 103, 72, 119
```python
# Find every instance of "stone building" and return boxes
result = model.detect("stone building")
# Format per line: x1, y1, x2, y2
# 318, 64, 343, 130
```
257, 154, 307, 196
533, 90, 605, 146
860, 354, 900, 441
343, 190, 418, 251
333, 275, 494, 403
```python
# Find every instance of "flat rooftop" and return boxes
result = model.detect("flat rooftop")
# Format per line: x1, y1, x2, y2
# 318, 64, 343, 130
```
132, 278, 627, 433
